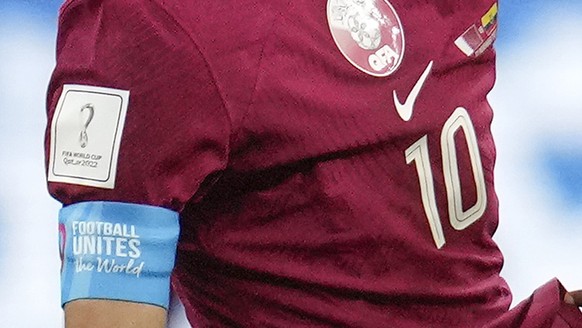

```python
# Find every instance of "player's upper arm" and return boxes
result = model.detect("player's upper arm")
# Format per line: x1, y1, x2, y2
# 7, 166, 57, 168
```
47, 0, 231, 209
45, 0, 230, 322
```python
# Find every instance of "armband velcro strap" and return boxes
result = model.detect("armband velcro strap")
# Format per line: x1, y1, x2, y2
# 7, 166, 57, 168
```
59, 201, 179, 309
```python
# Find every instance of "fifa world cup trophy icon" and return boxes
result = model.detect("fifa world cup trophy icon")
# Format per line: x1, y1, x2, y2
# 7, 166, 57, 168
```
79, 104, 94, 148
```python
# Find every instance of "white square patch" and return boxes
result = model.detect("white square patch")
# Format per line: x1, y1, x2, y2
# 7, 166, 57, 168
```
48, 85, 130, 189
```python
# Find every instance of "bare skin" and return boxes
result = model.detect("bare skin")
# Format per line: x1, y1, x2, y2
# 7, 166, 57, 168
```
65, 300, 167, 328
565, 291, 582, 307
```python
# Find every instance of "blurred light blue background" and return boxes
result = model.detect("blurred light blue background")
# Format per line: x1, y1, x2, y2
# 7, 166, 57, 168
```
1, 1, 581, 326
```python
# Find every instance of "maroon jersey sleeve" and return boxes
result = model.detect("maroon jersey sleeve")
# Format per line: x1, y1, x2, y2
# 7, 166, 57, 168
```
486, 279, 582, 328
45, 0, 230, 211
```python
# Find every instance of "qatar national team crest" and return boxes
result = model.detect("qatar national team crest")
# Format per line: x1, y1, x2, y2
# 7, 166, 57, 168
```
327, 0, 405, 77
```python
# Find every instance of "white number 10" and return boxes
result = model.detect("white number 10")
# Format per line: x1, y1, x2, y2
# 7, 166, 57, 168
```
405, 107, 487, 249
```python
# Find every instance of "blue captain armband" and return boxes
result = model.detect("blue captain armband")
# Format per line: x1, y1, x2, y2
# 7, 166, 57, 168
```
59, 201, 180, 309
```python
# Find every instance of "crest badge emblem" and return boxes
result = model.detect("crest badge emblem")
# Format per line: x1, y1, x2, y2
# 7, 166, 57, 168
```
327, 0, 405, 77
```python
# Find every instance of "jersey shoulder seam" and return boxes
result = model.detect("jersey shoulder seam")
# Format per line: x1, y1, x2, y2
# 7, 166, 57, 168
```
148, 0, 234, 163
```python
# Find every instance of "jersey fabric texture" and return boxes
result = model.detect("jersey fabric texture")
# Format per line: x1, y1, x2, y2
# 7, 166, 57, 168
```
46, 0, 582, 327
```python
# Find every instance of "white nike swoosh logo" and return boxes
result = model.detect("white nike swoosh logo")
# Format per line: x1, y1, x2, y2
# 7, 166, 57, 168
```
393, 60, 434, 121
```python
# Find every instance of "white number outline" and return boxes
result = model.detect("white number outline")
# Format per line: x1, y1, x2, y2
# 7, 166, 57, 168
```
405, 135, 446, 248
405, 107, 487, 248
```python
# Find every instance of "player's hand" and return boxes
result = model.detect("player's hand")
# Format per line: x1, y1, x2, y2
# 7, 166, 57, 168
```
564, 291, 582, 306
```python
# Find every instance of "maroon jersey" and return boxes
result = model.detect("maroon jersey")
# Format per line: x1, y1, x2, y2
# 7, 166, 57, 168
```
46, 0, 581, 327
